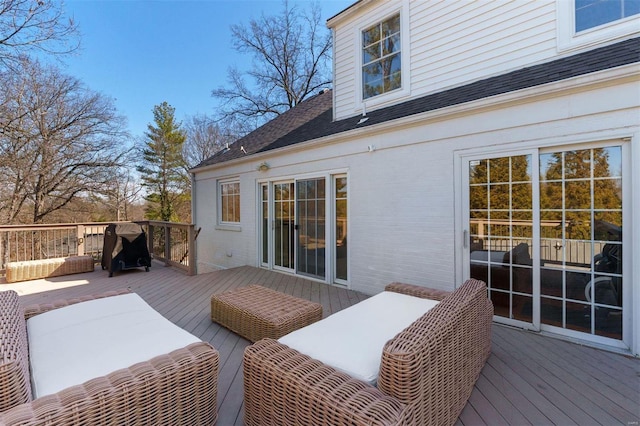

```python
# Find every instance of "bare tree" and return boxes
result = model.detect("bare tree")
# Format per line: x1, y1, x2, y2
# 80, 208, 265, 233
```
0, 0, 79, 68
183, 114, 238, 169
0, 59, 129, 224
97, 165, 143, 221
212, 0, 331, 127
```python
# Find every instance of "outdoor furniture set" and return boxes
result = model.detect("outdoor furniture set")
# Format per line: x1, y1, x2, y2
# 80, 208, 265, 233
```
213, 278, 492, 425
0, 288, 218, 425
0, 275, 491, 425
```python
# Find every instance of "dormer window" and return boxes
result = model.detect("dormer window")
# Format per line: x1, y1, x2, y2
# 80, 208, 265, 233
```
575, 0, 639, 32
362, 13, 401, 100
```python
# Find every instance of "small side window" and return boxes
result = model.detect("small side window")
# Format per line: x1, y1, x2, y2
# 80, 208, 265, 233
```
219, 180, 240, 224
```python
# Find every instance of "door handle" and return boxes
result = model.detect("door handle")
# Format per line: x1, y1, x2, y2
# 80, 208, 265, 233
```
463, 230, 468, 249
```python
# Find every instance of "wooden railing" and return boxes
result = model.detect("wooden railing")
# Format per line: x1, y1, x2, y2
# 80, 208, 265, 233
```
0, 221, 199, 277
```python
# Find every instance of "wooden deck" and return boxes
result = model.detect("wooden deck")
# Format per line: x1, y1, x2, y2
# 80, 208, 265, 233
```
4, 263, 639, 425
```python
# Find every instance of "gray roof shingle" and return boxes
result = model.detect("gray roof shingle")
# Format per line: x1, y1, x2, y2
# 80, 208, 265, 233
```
192, 89, 332, 169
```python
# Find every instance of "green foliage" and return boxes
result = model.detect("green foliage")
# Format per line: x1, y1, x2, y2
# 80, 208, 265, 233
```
137, 102, 188, 222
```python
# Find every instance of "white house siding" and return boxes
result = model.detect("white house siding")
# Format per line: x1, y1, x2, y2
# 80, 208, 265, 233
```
193, 166, 258, 274
330, 0, 637, 121
193, 68, 639, 354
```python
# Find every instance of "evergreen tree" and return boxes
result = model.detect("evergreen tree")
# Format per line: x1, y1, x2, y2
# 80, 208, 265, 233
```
137, 102, 187, 222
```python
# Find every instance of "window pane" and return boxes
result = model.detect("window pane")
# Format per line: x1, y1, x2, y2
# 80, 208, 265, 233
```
383, 34, 400, 55
489, 157, 511, 183
363, 63, 382, 99
363, 42, 381, 64
470, 159, 488, 184
540, 181, 563, 209
564, 180, 591, 209
489, 184, 510, 210
362, 25, 380, 46
594, 211, 621, 242
575, 0, 637, 31
540, 152, 562, 181
625, 0, 640, 17
511, 155, 532, 182
593, 146, 621, 178
564, 150, 591, 179
470, 185, 488, 210
383, 54, 401, 92
382, 15, 400, 37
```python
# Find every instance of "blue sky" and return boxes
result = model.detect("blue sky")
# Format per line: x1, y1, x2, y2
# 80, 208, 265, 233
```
61, 0, 353, 140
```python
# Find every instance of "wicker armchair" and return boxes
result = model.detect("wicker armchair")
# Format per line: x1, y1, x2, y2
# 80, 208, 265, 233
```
0, 289, 219, 426
243, 278, 493, 426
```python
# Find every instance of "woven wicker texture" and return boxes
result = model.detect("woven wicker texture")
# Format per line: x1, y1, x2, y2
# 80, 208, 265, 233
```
243, 279, 493, 426
379, 278, 492, 425
5, 256, 94, 283
243, 338, 413, 426
0, 291, 32, 413
385, 282, 452, 301
0, 290, 219, 426
211, 284, 322, 342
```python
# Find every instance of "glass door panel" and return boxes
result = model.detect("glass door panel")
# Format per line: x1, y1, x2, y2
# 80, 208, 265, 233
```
296, 178, 326, 279
335, 176, 348, 282
469, 154, 534, 324
539, 147, 623, 340
260, 184, 269, 265
467, 144, 625, 343
274, 182, 295, 270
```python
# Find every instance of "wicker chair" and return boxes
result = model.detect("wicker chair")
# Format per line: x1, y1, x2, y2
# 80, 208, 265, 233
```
0, 289, 219, 426
243, 278, 493, 426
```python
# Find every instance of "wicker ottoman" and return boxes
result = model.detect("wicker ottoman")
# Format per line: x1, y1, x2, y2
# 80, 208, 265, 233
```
210, 285, 323, 342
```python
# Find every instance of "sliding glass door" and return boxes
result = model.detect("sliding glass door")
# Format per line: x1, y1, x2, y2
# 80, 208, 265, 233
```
465, 143, 626, 345
259, 175, 348, 284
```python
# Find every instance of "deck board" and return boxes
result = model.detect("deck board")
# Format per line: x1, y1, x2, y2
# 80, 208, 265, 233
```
7, 264, 639, 426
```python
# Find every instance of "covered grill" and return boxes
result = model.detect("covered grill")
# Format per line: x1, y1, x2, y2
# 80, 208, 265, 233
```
101, 223, 151, 277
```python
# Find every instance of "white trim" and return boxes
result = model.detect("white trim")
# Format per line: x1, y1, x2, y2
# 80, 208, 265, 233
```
556, 0, 640, 53
631, 131, 640, 356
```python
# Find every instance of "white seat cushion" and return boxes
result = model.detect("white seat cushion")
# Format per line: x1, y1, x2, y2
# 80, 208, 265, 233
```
278, 291, 439, 385
27, 293, 201, 398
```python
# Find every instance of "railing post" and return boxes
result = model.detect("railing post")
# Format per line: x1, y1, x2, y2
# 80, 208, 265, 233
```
164, 223, 171, 266
188, 225, 196, 276
77, 224, 85, 256
147, 222, 154, 260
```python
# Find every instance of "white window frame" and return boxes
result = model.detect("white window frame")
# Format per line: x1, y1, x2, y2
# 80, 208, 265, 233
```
557, 0, 640, 53
354, 0, 410, 114
217, 179, 241, 227
362, 13, 402, 100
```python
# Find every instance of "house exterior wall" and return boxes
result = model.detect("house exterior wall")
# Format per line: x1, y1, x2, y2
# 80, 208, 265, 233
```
193, 0, 639, 355
330, 0, 638, 121
194, 68, 639, 354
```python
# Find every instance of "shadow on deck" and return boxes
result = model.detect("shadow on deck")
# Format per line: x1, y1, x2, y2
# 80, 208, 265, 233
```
6, 263, 639, 425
